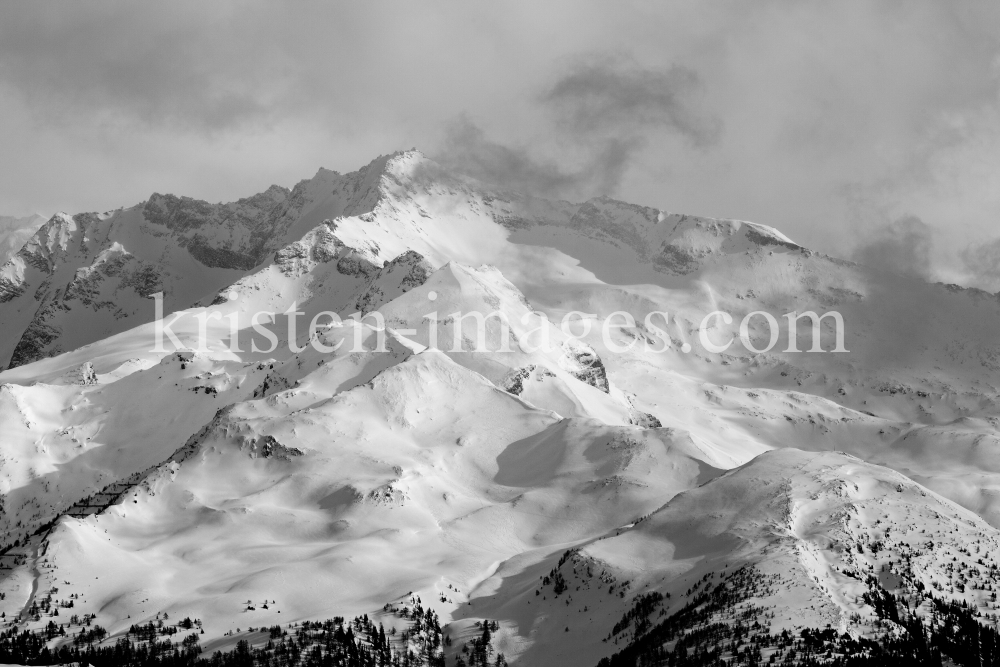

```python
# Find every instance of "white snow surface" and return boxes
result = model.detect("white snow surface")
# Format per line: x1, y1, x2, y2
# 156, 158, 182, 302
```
1, 151, 1000, 664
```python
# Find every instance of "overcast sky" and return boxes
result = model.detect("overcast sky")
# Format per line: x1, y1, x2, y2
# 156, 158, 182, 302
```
2, 2, 1000, 288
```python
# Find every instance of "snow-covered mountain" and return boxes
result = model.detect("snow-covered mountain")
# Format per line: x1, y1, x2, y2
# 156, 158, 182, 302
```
0, 157, 407, 369
0, 151, 999, 666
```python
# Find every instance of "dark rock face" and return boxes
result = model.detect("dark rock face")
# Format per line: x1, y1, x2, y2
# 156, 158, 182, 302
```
568, 198, 660, 256
1, 179, 308, 367
653, 243, 702, 274
393, 251, 433, 290
251, 370, 292, 399
143, 185, 294, 271
249, 435, 304, 460
273, 223, 353, 278
336, 251, 380, 278
563, 343, 610, 394
184, 245, 260, 272
501, 365, 536, 396
9, 319, 60, 367
353, 250, 434, 314
0, 155, 410, 367
6, 241, 165, 368
64, 255, 163, 304
0, 276, 24, 303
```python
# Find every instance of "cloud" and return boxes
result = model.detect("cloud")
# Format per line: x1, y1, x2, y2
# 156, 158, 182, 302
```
435, 117, 583, 198
961, 238, 1000, 292
434, 58, 718, 200
1, 0, 1000, 291
0, 3, 289, 133
851, 216, 935, 280
435, 116, 638, 199
543, 58, 719, 147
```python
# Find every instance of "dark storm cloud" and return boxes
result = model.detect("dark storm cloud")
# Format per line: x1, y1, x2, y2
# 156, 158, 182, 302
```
435, 59, 717, 200
543, 58, 719, 147
851, 216, 934, 280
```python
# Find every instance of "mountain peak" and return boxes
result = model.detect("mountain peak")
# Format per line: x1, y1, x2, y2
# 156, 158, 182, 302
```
3, 146, 1000, 665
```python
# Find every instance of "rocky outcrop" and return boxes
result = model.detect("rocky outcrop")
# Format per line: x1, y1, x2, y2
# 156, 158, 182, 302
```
274, 222, 348, 277
628, 411, 662, 428
353, 250, 434, 314
247, 435, 303, 460
52, 361, 98, 386
500, 365, 536, 396
567, 197, 661, 257
8, 317, 61, 367
143, 185, 293, 271
251, 369, 292, 399
560, 341, 609, 393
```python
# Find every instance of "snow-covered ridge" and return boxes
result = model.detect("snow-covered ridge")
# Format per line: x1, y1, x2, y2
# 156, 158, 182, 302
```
1, 150, 1000, 665
0, 153, 412, 369
0, 150, 808, 369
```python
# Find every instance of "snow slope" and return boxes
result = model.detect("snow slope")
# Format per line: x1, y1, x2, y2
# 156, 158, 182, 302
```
1, 151, 999, 665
